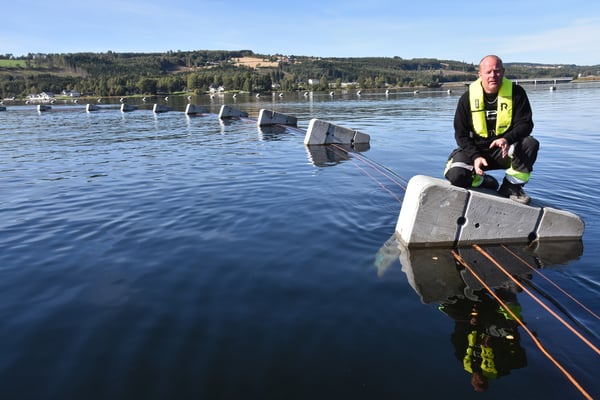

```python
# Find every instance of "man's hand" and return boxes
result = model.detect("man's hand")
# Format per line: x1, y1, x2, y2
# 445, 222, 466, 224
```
474, 157, 488, 175
489, 137, 509, 158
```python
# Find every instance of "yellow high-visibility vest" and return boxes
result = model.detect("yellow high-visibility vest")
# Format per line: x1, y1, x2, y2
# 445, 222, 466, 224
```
469, 77, 513, 138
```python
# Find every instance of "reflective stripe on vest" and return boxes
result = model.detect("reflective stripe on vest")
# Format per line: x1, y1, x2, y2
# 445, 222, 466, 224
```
469, 78, 513, 138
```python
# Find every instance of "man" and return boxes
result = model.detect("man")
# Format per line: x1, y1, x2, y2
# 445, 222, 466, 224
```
444, 55, 539, 204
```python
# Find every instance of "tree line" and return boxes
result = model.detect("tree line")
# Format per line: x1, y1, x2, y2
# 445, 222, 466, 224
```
1, 50, 597, 99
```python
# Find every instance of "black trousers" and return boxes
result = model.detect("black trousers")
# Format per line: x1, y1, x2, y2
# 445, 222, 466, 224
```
445, 136, 539, 188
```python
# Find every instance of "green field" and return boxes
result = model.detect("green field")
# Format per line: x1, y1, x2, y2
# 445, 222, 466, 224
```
0, 59, 27, 68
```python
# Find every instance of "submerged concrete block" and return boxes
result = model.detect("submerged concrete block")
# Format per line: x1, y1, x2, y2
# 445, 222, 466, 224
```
396, 175, 584, 247
304, 118, 370, 145
120, 103, 137, 112
153, 104, 170, 113
185, 104, 208, 115
86, 104, 100, 112
257, 109, 297, 126
218, 105, 248, 119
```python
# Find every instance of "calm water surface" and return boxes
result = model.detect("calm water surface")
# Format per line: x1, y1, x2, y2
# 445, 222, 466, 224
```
1, 83, 599, 399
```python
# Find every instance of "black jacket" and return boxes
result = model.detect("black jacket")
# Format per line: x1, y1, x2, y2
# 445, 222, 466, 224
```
453, 82, 534, 162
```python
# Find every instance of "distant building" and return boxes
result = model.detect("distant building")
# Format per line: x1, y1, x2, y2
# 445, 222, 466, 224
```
62, 89, 81, 97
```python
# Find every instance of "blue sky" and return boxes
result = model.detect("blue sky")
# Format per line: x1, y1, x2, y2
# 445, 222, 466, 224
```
3, 0, 599, 65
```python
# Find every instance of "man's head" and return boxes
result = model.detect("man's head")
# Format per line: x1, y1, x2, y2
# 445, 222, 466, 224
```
471, 371, 489, 392
478, 55, 505, 94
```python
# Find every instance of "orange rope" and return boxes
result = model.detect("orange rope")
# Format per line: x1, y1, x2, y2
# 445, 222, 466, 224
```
501, 244, 600, 321
452, 250, 594, 400
329, 143, 405, 202
472, 244, 600, 356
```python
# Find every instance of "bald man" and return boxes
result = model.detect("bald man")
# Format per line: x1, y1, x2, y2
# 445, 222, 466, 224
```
444, 55, 539, 205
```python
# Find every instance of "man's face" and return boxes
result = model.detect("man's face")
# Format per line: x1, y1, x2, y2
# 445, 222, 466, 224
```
478, 57, 505, 94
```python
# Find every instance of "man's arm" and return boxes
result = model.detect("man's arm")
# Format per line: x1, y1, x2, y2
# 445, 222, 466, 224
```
453, 92, 480, 161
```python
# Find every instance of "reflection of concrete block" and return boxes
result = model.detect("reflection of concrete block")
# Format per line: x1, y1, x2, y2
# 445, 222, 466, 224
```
393, 238, 583, 304
400, 246, 465, 304
396, 175, 584, 247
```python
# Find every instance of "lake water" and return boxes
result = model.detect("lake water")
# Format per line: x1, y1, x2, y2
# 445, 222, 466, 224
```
1, 83, 599, 399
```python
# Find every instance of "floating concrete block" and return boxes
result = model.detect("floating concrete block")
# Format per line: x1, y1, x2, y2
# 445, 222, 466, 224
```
396, 175, 584, 247
218, 105, 248, 119
86, 103, 100, 112
257, 109, 297, 126
396, 175, 468, 247
185, 104, 208, 115
536, 207, 585, 240
121, 103, 137, 112
459, 190, 540, 244
0, 106, 6, 112
153, 104, 170, 113
304, 118, 370, 145
37, 104, 51, 112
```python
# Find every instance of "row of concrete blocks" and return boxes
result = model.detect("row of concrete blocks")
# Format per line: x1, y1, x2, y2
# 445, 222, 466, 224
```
218, 105, 371, 146
33, 102, 371, 147
396, 175, 585, 247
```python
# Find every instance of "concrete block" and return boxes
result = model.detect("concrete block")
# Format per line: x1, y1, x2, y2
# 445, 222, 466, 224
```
185, 104, 208, 115
395, 175, 468, 247
218, 105, 248, 119
353, 130, 371, 144
120, 103, 137, 112
395, 175, 584, 247
459, 190, 540, 244
37, 104, 51, 112
86, 104, 100, 112
536, 207, 585, 240
153, 104, 170, 113
257, 109, 298, 126
304, 118, 370, 145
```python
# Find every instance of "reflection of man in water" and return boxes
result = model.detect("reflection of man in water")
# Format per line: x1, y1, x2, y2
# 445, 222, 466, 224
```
439, 286, 527, 392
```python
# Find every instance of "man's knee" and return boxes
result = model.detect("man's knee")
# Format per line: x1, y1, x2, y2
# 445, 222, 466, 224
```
445, 167, 471, 188
514, 136, 539, 166
521, 136, 539, 153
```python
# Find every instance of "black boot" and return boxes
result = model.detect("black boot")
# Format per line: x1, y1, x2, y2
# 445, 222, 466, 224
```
498, 178, 531, 205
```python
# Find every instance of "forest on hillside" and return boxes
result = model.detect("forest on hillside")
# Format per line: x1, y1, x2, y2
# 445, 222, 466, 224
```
1, 50, 597, 99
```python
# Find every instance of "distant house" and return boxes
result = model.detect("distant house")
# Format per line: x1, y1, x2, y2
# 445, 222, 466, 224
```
27, 92, 55, 102
62, 90, 81, 97
208, 85, 226, 94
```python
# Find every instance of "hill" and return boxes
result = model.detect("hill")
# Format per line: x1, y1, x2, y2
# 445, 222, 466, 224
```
1, 50, 597, 99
